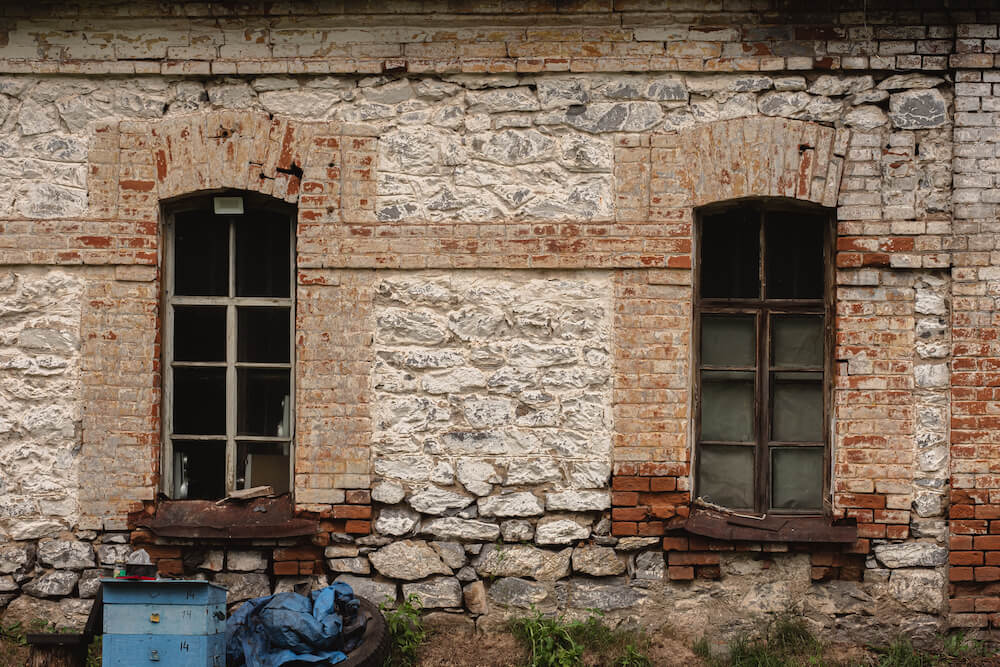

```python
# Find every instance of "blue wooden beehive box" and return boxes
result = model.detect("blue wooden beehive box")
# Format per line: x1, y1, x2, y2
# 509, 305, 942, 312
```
101, 579, 228, 666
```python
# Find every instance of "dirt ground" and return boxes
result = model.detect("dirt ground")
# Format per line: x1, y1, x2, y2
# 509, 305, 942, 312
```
0, 640, 28, 667
416, 630, 706, 667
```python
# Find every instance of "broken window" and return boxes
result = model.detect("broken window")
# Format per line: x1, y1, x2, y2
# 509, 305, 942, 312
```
164, 193, 295, 500
695, 203, 831, 513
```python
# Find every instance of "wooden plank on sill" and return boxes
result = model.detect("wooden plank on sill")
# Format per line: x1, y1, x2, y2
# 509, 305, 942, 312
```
216, 485, 274, 504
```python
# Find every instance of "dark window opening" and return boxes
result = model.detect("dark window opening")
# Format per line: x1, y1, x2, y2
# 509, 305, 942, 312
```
165, 193, 295, 501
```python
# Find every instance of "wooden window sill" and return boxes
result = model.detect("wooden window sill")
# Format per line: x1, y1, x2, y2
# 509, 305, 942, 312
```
136, 495, 318, 539
684, 505, 857, 543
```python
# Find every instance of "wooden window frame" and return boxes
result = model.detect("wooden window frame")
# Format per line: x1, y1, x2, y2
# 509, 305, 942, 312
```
693, 199, 835, 516
161, 191, 296, 499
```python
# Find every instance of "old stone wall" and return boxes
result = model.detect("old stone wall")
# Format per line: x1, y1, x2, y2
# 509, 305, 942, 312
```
0, 0, 998, 643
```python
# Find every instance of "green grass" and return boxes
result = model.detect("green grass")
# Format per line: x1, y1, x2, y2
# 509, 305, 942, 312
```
693, 615, 823, 667
381, 594, 428, 667
870, 633, 996, 667
509, 608, 652, 667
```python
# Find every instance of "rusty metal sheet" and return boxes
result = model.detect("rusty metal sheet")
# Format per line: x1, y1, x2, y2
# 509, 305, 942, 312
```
137, 496, 318, 539
684, 505, 857, 543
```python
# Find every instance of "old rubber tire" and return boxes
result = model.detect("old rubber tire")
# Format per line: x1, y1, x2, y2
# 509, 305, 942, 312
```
338, 597, 390, 667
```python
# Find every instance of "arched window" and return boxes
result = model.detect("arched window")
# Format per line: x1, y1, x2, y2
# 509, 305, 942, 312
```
162, 192, 295, 500
694, 200, 833, 513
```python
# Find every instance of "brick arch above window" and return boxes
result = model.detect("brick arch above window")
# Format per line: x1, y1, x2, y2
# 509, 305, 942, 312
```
87, 111, 377, 269
653, 117, 848, 210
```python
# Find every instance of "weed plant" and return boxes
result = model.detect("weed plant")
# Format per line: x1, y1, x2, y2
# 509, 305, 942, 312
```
381, 594, 427, 667
510, 608, 652, 667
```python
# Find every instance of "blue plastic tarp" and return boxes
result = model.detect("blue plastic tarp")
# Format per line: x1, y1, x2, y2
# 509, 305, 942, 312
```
226, 582, 365, 667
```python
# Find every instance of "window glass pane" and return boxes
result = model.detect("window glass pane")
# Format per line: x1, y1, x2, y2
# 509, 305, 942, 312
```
772, 447, 824, 510
172, 440, 226, 500
236, 213, 291, 297
238, 369, 292, 436
174, 212, 228, 296
701, 370, 755, 442
701, 315, 755, 367
238, 307, 291, 363
765, 213, 824, 299
173, 367, 226, 435
700, 210, 760, 299
772, 315, 823, 369
238, 441, 290, 494
698, 445, 754, 509
772, 374, 823, 442
173, 306, 226, 362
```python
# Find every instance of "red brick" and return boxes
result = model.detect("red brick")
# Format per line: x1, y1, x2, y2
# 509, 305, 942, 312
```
975, 597, 1000, 612
974, 535, 1000, 550
975, 567, 1000, 582
144, 545, 183, 560
613, 476, 650, 491
668, 566, 694, 580
156, 559, 183, 576
344, 520, 371, 535
668, 552, 720, 566
856, 523, 886, 538
274, 561, 299, 576
612, 507, 649, 521
951, 567, 975, 582
273, 546, 322, 561
333, 505, 372, 519
299, 561, 315, 575
952, 535, 975, 550
811, 566, 836, 581
838, 494, 886, 509
951, 551, 985, 566
951, 597, 976, 613
648, 504, 676, 519
886, 525, 909, 539
951, 504, 975, 519
612, 491, 639, 506
650, 477, 676, 492
346, 489, 371, 504
612, 522, 637, 536
662, 536, 689, 551
976, 505, 1000, 520
637, 521, 665, 536
696, 565, 721, 580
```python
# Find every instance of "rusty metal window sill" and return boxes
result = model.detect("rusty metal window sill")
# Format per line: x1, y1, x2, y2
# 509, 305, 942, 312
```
684, 505, 857, 543
136, 496, 318, 540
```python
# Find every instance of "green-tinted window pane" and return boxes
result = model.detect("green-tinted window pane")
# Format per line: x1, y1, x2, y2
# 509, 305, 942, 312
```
698, 445, 754, 509
772, 447, 824, 510
773, 315, 823, 369
701, 371, 755, 442
702, 315, 755, 368
772, 376, 823, 442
